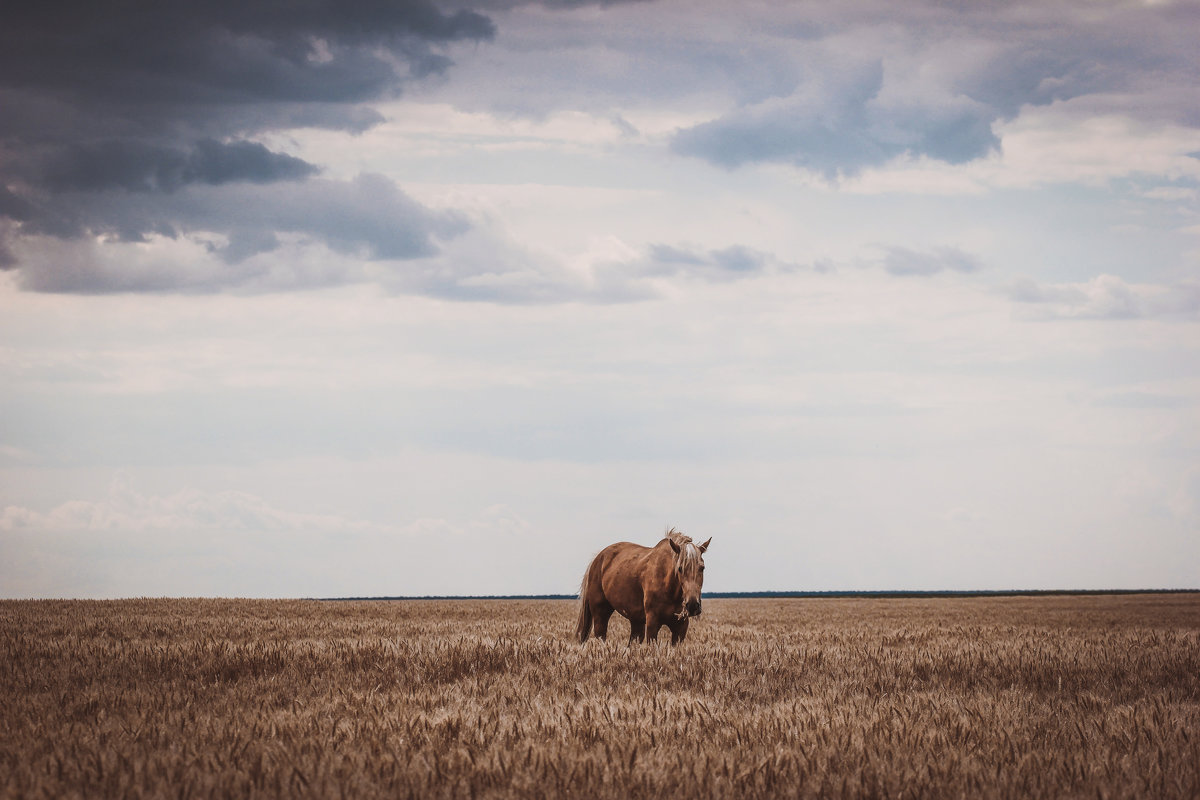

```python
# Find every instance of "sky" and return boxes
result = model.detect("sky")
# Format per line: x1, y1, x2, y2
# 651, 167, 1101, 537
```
1, 0, 1198, 599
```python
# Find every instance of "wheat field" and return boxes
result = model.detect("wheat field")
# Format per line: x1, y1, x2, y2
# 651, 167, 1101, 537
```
2, 594, 1198, 799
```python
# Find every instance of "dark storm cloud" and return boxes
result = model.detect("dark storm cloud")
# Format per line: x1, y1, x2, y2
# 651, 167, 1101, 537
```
39, 140, 320, 194
441, 0, 650, 9
0, 1, 494, 145
0, 1, 493, 107
0, 223, 18, 268
0, 0, 495, 291
17, 175, 469, 293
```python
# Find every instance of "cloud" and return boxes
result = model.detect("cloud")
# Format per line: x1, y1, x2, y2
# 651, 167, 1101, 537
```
1090, 391, 1194, 411
363, 234, 794, 305
0, 0, 493, 150
0, 481, 383, 536
0, 1, 494, 110
642, 243, 786, 280
0, 0, 495, 290
0, 476, 552, 597
445, 0, 650, 8
671, 59, 1000, 177
662, 2, 1200, 177
7, 193, 805, 300
38, 140, 320, 194
12, 174, 468, 294
882, 246, 981, 277
383, 231, 604, 304
1005, 275, 1200, 320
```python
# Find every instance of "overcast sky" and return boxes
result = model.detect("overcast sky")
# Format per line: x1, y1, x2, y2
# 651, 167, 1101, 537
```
2, 0, 1198, 599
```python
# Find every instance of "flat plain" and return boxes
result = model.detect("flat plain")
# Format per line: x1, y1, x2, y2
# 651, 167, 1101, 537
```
2, 594, 1198, 799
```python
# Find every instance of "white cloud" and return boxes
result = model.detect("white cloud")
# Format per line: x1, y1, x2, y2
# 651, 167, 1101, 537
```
845, 106, 1200, 195
0, 477, 382, 534
1006, 274, 1200, 320
1140, 187, 1198, 202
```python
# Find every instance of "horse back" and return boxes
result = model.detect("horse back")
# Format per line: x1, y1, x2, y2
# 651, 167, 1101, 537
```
589, 540, 668, 618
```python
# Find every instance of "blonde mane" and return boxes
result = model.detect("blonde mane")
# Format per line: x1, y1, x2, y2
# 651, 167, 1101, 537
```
665, 526, 691, 547
666, 527, 703, 569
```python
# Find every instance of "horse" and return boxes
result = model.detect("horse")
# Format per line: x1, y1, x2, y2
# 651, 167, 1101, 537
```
575, 528, 712, 645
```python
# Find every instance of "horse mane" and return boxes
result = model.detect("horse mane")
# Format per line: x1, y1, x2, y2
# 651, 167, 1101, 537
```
664, 527, 702, 567
665, 526, 692, 547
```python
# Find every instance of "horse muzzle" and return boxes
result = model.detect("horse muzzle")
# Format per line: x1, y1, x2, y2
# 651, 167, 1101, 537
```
686, 600, 702, 617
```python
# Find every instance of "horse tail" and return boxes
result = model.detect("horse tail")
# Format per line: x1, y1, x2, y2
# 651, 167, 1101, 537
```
575, 556, 596, 643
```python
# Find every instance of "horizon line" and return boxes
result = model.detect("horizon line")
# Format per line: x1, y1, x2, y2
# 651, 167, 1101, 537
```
317, 588, 1199, 602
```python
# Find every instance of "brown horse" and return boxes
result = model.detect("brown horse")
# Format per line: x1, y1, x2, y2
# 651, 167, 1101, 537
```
575, 529, 711, 645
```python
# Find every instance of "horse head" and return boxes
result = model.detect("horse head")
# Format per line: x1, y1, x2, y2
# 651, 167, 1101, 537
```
668, 536, 711, 617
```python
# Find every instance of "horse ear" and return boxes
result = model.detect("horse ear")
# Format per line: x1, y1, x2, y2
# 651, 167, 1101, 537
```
698, 537, 711, 553
668, 538, 681, 553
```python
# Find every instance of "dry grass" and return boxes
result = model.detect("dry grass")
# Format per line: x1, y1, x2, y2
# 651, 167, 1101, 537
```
2, 594, 1198, 799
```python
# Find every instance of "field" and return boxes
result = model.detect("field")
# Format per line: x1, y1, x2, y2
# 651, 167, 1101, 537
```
2, 594, 1198, 799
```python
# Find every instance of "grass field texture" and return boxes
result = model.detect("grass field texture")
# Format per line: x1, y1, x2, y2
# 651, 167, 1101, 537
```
2, 594, 1198, 798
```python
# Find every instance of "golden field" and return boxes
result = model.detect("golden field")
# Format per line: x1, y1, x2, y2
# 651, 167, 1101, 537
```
2, 594, 1198, 799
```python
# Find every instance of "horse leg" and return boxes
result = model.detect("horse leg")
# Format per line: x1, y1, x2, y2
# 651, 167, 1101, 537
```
645, 614, 664, 644
592, 604, 614, 641
669, 618, 690, 645
628, 618, 645, 645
